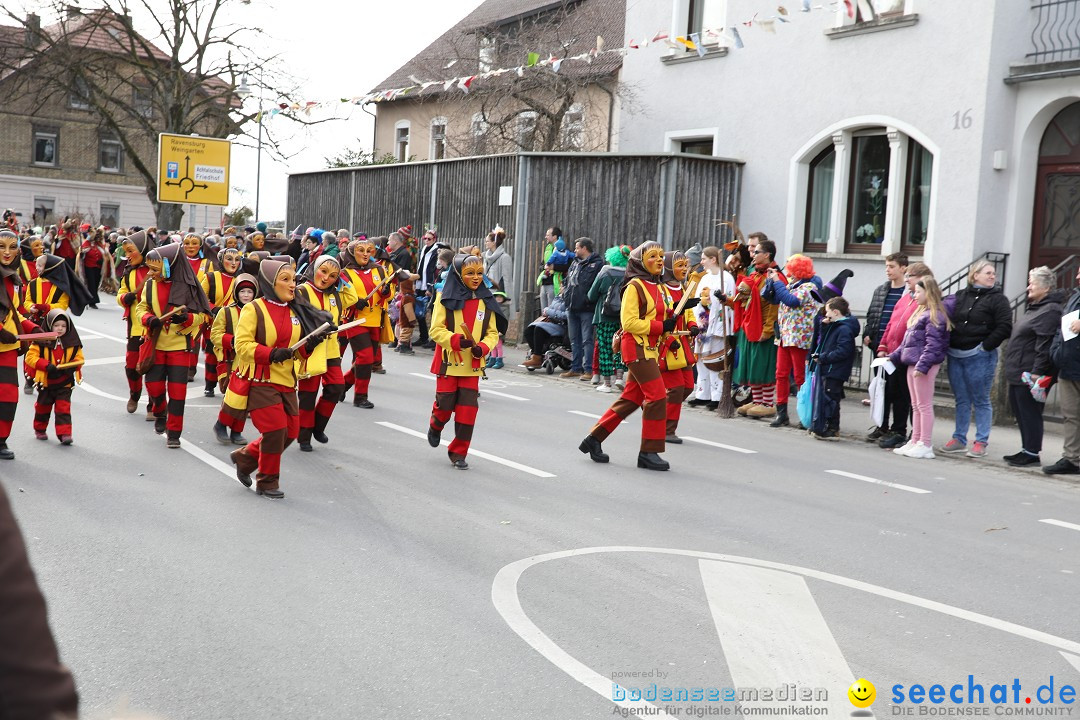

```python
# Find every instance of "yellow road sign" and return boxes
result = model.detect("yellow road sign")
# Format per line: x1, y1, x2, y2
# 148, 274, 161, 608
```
157, 133, 231, 207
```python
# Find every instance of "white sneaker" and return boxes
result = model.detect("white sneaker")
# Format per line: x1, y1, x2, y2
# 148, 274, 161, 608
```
893, 441, 916, 456
904, 442, 935, 459
614, 378, 625, 390
597, 383, 613, 393
590, 373, 601, 385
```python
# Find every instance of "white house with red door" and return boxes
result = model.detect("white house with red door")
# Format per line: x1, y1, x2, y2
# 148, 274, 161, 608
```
613, 0, 1080, 303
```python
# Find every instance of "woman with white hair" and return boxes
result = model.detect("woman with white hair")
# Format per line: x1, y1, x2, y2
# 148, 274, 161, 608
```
940, 260, 1013, 458
1001, 266, 1065, 466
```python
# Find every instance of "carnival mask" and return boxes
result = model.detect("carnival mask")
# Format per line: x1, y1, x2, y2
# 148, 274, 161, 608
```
35, 255, 47, 273
248, 233, 265, 251
30, 238, 43, 257
225, 236, 238, 249
0, 234, 18, 266
123, 241, 143, 267
643, 246, 664, 276
461, 258, 484, 291
313, 261, 340, 291
221, 251, 241, 274
274, 266, 296, 302
145, 258, 165, 280
353, 242, 373, 266
673, 257, 690, 282
183, 235, 202, 258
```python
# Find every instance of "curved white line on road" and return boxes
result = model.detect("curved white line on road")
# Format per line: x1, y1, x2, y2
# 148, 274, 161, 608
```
491, 547, 1080, 714
79, 327, 129, 344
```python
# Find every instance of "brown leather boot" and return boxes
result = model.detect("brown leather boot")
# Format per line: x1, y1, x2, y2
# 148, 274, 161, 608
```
522, 354, 543, 368
127, 393, 140, 414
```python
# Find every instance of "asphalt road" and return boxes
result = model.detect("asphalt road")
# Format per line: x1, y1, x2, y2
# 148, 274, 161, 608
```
4, 302, 1080, 720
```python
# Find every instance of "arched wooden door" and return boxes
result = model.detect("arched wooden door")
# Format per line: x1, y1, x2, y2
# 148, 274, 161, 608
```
1031, 102, 1080, 272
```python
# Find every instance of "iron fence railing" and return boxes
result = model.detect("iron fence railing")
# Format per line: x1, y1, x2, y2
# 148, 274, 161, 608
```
1027, 0, 1080, 63
1008, 254, 1077, 317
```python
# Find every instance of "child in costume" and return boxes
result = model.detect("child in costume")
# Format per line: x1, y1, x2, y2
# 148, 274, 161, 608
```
25, 309, 83, 445
211, 273, 258, 446
116, 231, 153, 416
427, 254, 506, 469
658, 250, 699, 443
200, 246, 242, 397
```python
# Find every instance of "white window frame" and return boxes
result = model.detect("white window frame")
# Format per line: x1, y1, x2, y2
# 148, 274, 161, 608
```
394, 120, 411, 162
32, 128, 58, 167
100, 202, 120, 228
670, 0, 727, 52
429, 117, 447, 160
835, 0, 914, 27
787, 116, 939, 258
99, 136, 123, 173
68, 76, 90, 110
663, 127, 720, 155
561, 103, 586, 150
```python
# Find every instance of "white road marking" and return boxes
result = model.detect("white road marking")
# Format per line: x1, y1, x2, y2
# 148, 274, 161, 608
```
826, 469, 931, 494
1040, 518, 1080, 533
492, 547, 1080, 716
376, 421, 555, 478
699, 560, 863, 717
82, 356, 126, 367
1062, 652, 1080, 675
79, 327, 128, 344
408, 372, 528, 401
682, 436, 757, 454
568, 410, 601, 420
178, 438, 242, 483
78, 381, 218, 408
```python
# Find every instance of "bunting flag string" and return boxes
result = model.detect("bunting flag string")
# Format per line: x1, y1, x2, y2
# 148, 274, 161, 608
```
251, 1, 855, 119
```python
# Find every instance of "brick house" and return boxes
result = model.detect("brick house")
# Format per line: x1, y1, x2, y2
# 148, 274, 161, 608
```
0, 8, 236, 230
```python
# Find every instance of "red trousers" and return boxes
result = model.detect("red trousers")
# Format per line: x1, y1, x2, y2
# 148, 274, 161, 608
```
241, 388, 299, 491
298, 359, 344, 443
662, 367, 695, 436
429, 375, 480, 461
0, 350, 18, 442
775, 345, 808, 402
124, 337, 143, 397
145, 349, 188, 438
203, 343, 219, 384
341, 327, 378, 396
34, 386, 72, 438
590, 358, 667, 453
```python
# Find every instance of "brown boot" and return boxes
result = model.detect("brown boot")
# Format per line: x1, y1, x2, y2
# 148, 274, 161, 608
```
522, 354, 543, 368
127, 393, 140, 414
229, 447, 257, 487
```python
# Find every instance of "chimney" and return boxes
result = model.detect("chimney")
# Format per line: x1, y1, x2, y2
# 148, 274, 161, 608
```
65, 5, 81, 19
25, 13, 40, 48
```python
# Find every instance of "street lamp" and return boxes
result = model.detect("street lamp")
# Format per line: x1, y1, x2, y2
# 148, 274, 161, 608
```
237, 71, 264, 223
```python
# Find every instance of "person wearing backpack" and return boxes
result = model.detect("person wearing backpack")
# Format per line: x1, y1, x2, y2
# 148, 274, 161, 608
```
588, 245, 630, 392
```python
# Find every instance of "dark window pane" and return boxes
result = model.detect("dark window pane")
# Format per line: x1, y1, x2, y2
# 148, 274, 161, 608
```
848, 134, 890, 247
806, 147, 835, 248
903, 141, 932, 248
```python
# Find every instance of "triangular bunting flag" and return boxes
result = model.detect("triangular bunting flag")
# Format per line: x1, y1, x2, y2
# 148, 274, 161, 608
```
689, 32, 706, 57
527, 52, 540, 66
731, 26, 745, 48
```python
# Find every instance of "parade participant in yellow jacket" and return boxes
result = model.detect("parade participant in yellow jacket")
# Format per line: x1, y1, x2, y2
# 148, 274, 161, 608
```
22, 254, 92, 324
199, 246, 243, 397
135, 243, 212, 448
0, 229, 42, 460
580, 241, 685, 471
24, 309, 83, 445
211, 273, 257, 446
427, 253, 505, 469
229, 260, 333, 498
17, 234, 43, 285
117, 231, 153, 415
659, 250, 700, 444
295, 255, 358, 451
339, 237, 395, 408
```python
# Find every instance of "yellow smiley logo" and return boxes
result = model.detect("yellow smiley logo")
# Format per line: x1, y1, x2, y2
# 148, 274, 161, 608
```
848, 678, 876, 708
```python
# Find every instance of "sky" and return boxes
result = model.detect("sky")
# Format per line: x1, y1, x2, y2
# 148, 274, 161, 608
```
225, 0, 486, 223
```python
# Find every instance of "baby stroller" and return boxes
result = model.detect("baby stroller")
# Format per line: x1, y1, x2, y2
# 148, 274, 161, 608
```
524, 295, 571, 374
537, 333, 572, 375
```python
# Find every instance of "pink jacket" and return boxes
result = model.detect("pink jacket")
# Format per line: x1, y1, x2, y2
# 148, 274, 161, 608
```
877, 292, 918, 356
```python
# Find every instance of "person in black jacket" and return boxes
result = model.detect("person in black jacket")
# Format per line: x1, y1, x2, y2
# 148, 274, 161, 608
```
561, 237, 604, 378
940, 261, 1013, 458
809, 297, 861, 440
1046, 264, 1080, 474
1002, 268, 1065, 466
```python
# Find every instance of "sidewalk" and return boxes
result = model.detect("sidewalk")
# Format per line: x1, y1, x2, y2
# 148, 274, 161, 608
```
495, 349, 1078, 479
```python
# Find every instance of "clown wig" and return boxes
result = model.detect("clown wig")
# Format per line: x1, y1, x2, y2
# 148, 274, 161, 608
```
784, 253, 815, 281
605, 245, 631, 268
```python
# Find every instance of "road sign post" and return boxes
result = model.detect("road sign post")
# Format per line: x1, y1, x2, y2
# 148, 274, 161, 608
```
157, 133, 231, 207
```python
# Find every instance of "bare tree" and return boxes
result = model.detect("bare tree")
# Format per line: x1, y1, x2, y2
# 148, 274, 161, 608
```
399, 0, 627, 156
0, 1, 319, 228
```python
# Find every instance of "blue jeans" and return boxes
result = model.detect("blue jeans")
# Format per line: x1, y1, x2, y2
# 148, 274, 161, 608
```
567, 310, 595, 373
947, 348, 998, 445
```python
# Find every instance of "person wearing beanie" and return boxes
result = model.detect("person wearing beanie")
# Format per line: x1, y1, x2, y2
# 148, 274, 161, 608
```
582, 245, 630, 388
733, 235, 786, 419
763, 254, 820, 428
684, 242, 703, 271
255, 221, 267, 235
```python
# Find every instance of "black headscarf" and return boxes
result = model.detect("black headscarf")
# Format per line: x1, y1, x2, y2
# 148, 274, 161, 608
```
20, 236, 41, 263
241, 250, 270, 277
257, 259, 332, 336
623, 241, 664, 289
439, 254, 508, 335
0, 230, 20, 316
145, 243, 212, 316
43, 308, 80, 348
38, 254, 94, 317
662, 250, 687, 284
229, 273, 258, 308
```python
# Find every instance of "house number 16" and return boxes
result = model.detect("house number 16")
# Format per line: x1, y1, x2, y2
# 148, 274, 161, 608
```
953, 109, 973, 130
